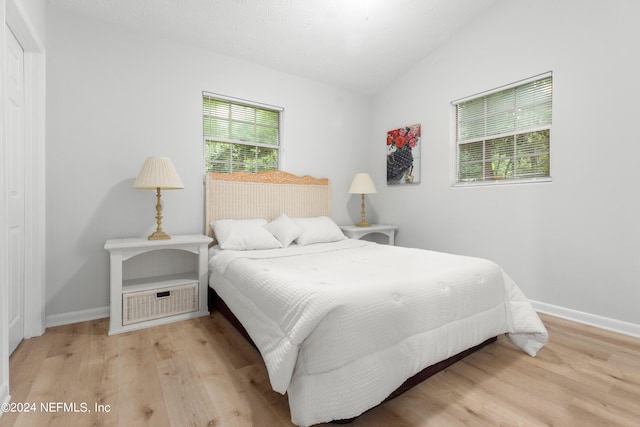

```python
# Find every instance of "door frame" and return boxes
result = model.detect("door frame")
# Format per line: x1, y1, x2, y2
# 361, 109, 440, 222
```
6, 0, 46, 340
1, 0, 45, 409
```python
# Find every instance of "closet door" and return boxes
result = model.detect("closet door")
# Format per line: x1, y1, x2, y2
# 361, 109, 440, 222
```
6, 25, 25, 354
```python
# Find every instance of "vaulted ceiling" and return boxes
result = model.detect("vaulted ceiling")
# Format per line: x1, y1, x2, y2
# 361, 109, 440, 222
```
47, 0, 500, 95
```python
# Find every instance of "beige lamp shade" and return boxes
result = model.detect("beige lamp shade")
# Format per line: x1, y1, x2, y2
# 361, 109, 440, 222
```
348, 173, 377, 194
134, 156, 184, 240
133, 156, 184, 189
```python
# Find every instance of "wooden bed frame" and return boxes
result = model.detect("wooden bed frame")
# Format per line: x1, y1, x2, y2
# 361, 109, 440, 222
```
205, 170, 496, 421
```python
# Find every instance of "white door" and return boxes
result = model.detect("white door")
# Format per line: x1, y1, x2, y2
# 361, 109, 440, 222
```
6, 27, 25, 354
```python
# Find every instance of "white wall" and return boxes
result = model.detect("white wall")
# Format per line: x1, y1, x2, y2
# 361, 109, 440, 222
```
45, 7, 370, 319
45, 1, 640, 332
370, 0, 640, 327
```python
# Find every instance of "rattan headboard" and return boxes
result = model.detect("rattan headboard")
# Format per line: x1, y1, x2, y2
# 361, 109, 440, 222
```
205, 171, 332, 240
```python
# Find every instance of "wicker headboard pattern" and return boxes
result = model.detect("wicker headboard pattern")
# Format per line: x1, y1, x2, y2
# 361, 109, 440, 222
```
205, 171, 332, 241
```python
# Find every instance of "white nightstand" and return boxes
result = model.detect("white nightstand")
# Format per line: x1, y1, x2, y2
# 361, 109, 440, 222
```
104, 234, 213, 335
339, 224, 398, 246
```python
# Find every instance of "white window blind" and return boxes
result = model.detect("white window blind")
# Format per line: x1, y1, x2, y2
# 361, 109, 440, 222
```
454, 73, 552, 185
203, 93, 281, 173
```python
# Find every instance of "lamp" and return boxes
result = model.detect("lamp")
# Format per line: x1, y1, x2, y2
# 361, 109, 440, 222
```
348, 173, 377, 227
133, 156, 184, 240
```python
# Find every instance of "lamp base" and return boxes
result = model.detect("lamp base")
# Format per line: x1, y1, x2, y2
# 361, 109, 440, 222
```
356, 193, 372, 228
147, 187, 171, 240
148, 230, 171, 240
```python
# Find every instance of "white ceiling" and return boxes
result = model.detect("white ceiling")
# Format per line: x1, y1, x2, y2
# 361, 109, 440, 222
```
47, 0, 500, 95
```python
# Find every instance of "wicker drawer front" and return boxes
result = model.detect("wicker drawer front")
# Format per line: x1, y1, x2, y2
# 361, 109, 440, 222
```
123, 282, 198, 325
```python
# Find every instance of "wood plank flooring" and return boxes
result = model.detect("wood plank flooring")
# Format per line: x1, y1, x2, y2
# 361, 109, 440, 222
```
1, 312, 639, 426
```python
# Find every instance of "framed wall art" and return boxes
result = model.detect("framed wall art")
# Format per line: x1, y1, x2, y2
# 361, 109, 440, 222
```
387, 123, 421, 185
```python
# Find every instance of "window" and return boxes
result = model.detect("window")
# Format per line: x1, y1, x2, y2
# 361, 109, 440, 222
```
453, 73, 552, 185
203, 93, 281, 173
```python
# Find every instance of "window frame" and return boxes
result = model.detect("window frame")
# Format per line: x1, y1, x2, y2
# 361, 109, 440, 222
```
451, 72, 552, 187
202, 92, 283, 174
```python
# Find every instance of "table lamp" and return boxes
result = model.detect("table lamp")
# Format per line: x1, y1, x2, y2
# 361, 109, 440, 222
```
133, 156, 184, 240
348, 173, 377, 227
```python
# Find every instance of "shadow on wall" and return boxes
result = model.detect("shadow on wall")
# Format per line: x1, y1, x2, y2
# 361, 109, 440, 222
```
46, 178, 158, 320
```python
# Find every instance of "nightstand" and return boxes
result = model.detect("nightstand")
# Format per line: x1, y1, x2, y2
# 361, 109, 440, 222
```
339, 224, 398, 246
104, 234, 213, 335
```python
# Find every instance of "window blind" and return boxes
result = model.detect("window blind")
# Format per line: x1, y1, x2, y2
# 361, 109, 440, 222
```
454, 73, 552, 184
203, 93, 282, 173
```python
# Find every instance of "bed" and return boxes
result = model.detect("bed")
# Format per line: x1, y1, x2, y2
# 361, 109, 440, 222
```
205, 170, 548, 427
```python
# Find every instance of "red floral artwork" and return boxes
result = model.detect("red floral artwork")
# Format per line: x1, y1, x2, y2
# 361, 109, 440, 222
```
387, 123, 421, 184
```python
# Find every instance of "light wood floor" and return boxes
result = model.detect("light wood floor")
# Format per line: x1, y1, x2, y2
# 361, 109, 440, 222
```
2, 312, 639, 427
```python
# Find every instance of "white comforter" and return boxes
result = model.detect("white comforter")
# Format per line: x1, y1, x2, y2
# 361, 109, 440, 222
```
208, 239, 548, 426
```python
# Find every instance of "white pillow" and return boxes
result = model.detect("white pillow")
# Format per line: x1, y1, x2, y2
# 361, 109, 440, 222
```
293, 216, 347, 246
264, 213, 303, 247
212, 219, 282, 250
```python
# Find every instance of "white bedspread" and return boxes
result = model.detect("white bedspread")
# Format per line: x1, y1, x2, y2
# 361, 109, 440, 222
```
208, 239, 548, 426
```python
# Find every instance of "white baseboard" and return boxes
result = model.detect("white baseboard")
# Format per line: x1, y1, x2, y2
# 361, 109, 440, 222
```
530, 300, 640, 339
45, 306, 109, 328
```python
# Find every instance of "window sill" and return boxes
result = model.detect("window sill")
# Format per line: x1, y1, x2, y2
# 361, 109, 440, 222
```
452, 177, 552, 188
